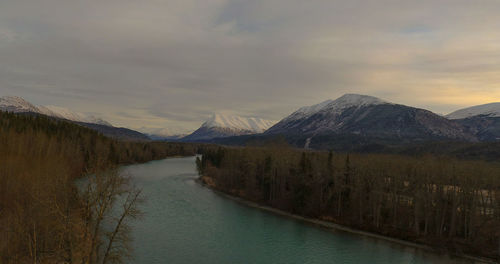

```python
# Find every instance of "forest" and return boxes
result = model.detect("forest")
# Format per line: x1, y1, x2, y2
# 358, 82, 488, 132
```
0, 111, 198, 263
198, 145, 500, 261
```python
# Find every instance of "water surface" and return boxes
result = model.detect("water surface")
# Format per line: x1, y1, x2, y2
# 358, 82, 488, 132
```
123, 156, 471, 264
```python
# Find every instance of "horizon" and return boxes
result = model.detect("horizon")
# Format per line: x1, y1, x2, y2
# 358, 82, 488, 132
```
1, 92, 500, 134
3, 93, 500, 134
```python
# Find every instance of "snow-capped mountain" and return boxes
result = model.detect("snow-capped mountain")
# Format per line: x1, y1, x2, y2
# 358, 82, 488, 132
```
265, 94, 474, 148
280, 94, 389, 124
0, 96, 41, 113
446, 102, 500, 119
0, 96, 111, 126
43, 105, 111, 126
0, 95, 151, 141
447, 102, 500, 141
202, 113, 274, 132
182, 113, 275, 141
137, 127, 187, 141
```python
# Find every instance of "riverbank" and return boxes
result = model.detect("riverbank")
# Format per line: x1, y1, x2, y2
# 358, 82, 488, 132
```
197, 178, 497, 264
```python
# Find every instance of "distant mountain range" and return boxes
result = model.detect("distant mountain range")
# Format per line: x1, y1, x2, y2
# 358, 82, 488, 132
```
211, 94, 500, 150
4, 94, 500, 148
137, 127, 187, 141
182, 113, 275, 141
0, 96, 149, 141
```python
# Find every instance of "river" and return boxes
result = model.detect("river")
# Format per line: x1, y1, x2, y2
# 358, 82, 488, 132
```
122, 156, 472, 264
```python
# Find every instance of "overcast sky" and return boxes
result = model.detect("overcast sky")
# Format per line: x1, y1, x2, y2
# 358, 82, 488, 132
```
1, 0, 500, 133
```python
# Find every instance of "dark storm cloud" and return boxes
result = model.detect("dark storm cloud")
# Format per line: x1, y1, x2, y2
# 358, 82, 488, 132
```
1, 0, 500, 132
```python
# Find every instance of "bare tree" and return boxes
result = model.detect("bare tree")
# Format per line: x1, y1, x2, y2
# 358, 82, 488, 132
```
81, 169, 143, 264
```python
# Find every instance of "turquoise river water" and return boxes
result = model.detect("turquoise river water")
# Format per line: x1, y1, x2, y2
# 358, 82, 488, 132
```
122, 156, 473, 264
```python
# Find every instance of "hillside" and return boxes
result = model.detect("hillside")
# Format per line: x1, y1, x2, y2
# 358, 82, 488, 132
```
0, 96, 149, 141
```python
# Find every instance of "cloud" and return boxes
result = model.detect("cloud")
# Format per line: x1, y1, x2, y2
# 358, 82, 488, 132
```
0, 0, 499, 131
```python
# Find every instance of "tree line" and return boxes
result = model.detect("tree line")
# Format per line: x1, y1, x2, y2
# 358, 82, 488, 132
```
197, 145, 500, 260
0, 111, 198, 263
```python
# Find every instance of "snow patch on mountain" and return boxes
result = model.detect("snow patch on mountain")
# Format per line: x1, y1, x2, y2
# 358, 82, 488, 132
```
0, 96, 111, 126
0, 96, 40, 113
182, 113, 276, 141
446, 103, 500, 119
266, 93, 474, 142
137, 127, 187, 140
202, 113, 275, 132
43, 105, 111, 126
284, 94, 390, 122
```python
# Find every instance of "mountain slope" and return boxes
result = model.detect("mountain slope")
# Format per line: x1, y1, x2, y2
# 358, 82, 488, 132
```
76, 122, 150, 141
203, 113, 275, 132
265, 94, 475, 148
267, 94, 390, 135
447, 102, 500, 141
0, 95, 148, 141
451, 117, 500, 141
0, 96, 40, 113
447, 102, 500, 119
279, 94, 387, 125
182, 113, 275, 141
43, 105, 112, 126
137, 127, 187, 141
0, 96, 110, 125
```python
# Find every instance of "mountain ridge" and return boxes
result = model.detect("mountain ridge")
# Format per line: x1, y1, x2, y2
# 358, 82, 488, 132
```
446, 102, 500, 119
182, 113, 275, 142
202, 113, 275, 132
0, 96, 149, 141
283, 94, 390, 123
264, 94, 476, 149
0, 96, 111, 126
